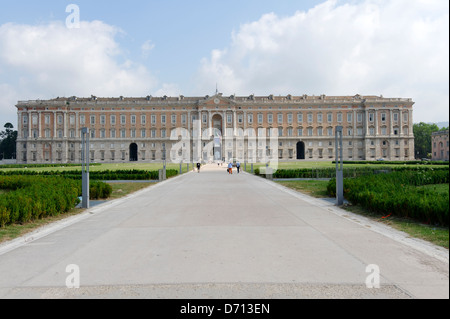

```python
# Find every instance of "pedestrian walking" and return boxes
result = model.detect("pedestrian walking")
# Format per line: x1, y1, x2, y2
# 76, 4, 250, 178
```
197, 162, 201, 173
228, 162, 233, 174
236, 161, 240, 173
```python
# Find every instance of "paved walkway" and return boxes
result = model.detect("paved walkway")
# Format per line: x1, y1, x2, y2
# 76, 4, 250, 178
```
0, 164, 448, 299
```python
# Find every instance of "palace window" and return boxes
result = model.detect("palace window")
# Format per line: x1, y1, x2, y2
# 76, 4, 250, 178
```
277, 114, 283, 124
257, 114, 263, 124
393, 113, 399, 122
287, 113, 293, 124
327, 113, 332, 123
317, 113, 323, 123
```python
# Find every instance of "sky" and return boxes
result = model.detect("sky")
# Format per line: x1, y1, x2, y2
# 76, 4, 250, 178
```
0, 0, 448, 127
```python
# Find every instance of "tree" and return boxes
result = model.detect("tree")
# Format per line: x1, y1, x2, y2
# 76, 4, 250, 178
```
413, 122, 439, 159
0, 122, 17, 160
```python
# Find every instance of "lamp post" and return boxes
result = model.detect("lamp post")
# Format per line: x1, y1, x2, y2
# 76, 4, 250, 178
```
335, 126, 344, 206
81, 127, 90, 208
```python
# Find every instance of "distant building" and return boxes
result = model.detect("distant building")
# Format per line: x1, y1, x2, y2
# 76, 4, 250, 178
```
431, 130, 449, 161
15, 94, 415, 164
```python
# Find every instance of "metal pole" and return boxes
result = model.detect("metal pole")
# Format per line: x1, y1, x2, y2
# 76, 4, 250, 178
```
163, 159, 166, 180
335, 126, 344, 206
81, 128, 90, 209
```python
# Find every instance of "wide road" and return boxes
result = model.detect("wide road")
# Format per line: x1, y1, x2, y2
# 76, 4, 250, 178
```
0, 164, 448, 299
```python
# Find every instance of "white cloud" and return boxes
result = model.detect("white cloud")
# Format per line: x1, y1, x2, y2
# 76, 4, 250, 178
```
195, 0, 449, 123
141, 40, 155, 58
0, 20, 160, 125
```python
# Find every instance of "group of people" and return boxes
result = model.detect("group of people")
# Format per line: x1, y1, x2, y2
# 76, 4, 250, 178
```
195, 161, 241, 174
227, 161, 240, 174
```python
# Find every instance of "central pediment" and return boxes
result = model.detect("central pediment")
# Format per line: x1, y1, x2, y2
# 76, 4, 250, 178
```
198, 94, 237, 108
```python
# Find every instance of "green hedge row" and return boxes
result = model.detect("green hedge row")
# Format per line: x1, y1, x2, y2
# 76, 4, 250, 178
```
0, 169, 179, 180
0, 176, 80, 227
0, 163, 101, 169
0, 176, 114, 227
326, 170, 449, 226
89, 181, 113, 200
331, 160, 448, 165
255, 166, 449, 179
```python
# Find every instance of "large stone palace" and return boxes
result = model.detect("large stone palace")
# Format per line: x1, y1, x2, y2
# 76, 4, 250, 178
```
15, 93, 415, 164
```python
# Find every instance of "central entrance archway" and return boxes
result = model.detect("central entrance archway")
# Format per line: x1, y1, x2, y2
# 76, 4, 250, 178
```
212, 114, 223, 161
296, 141, 305, 160
129, 143, 138, 162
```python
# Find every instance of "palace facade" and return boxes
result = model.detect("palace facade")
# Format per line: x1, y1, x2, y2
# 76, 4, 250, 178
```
15, 93, 415, 164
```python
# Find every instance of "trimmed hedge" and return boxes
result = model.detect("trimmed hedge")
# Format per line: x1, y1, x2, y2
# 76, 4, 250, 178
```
0, 163, 101, 169
0, 169, 179, 180
327, 169, 449, 226
331, 160, 448, 165
0, 176, 80, 227
0, 176, 115, 227
255, 166, 449, 179
89, 181, 113, 200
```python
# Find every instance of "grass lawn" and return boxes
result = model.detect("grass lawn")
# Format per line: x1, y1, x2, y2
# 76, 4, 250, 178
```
276, 179, 449, 249
277, 180, 330, 198
108, 182, 154, 200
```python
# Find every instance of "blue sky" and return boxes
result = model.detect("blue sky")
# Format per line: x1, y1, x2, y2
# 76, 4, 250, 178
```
0, 0, 323, 91
0, 0, 448, 126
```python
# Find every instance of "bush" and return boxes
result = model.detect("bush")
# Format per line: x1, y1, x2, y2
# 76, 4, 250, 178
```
0, 169, 179, 181
254, 166, 449, 179
0, 176, 80, 227
89, 181, 112, 199
327, 169, 449, 226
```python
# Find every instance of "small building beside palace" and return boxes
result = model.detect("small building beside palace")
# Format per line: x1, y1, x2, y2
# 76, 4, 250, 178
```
15, 93, 415, 164
431, 130, 449, 161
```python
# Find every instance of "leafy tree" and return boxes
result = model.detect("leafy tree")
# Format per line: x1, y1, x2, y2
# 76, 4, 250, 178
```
413, 122, 439, 159
0, 123, 17, 160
